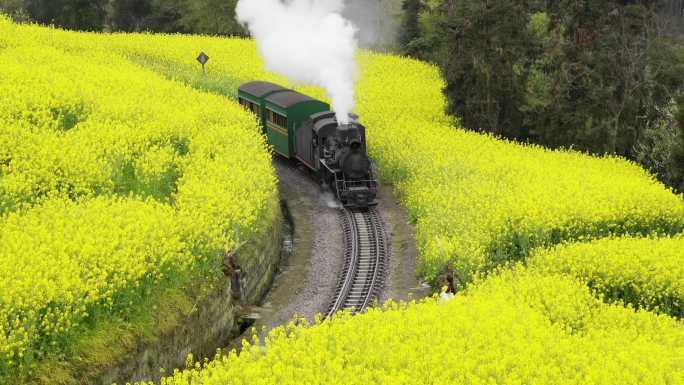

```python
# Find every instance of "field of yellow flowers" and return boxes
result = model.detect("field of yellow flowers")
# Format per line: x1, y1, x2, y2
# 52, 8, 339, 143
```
0, 16, 277, 380
58, 26, 684, 282
86, 16, 684, 385
3, 16, 684, 385
140, 269, 684, 385
354, 54, 683, 280
529, 235, 684, 318
63, 18, 684, 385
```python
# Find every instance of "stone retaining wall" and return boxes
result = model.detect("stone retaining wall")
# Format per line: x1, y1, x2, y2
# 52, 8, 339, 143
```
97, 209, 283, 385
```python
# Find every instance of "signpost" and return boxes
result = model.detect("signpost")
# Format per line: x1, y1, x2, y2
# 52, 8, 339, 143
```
197, 52, 209, 74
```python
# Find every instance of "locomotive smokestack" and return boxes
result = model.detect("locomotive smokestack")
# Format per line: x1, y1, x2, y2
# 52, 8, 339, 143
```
339, 113, 359, 130
236, 0, 359, 124
338, 113, 360, 131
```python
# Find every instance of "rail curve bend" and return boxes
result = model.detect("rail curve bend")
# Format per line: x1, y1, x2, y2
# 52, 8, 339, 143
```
326, 208, 388, 319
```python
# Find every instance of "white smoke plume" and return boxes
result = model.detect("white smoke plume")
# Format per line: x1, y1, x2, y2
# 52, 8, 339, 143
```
236, 0, 358, 124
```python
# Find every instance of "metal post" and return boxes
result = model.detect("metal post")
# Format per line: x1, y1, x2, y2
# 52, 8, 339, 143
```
196, 52, 209, 75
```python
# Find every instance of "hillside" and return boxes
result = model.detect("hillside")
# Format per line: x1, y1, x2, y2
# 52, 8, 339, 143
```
1, 16, 684, 385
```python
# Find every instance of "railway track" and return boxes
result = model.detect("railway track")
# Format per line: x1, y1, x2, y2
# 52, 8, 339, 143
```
325, 207, 387, 319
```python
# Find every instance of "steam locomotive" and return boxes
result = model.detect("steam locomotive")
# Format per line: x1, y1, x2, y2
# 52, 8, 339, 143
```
238, 81, 377, 208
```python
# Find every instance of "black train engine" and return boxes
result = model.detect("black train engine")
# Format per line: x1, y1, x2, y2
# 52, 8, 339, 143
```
295, 112, 378, 208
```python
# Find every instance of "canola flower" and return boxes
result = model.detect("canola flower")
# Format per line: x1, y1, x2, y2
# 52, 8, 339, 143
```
0, 198, 188, 362
354, 54, 684, 280
3, 16, 684, 384
139, 269, 684, 385
78, 21, 684, 385
0, 16, 278, 379
529, 235, 684, 318
29, 24, 684, 282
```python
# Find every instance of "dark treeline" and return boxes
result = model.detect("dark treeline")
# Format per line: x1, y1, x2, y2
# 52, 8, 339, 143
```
0, 0, 245, 35
401, 0, 684, 193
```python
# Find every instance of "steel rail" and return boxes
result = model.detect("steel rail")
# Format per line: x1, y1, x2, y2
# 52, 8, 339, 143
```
361, 209, 384, 310
326, 207, 387, 319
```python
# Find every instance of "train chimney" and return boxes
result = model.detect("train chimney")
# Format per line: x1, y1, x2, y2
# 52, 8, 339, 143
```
338, 113, 359, 131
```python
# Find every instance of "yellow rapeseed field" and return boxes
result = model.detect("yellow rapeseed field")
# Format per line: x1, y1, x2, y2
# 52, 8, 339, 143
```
355, 54, 684, 280
529, 235, 684, 318
138, 269, 684, 385
0, 16, 277, 378
3, 15, 684, 384
69, 24, 683, 385
31, 25, 684, 282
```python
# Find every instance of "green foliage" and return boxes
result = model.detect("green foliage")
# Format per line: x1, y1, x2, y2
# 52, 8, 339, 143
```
174, 0, 243, 36
440, 1, 532, 138
1, 0, 246, 35
0, 0, 30, 21
634, 100, 684, 192
398, 0, 422, 56
104, 0, 154, 32
634, 40, 684, 192
409, 0, 684, 193
24, 0, 108, 31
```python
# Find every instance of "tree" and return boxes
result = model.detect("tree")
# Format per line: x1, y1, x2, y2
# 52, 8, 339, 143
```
175, 0, 244, 36
422, 0, 684, 191
399, 0, 423, 56
440, 0, 531, 138
105, 0, 153, 32
4, 0, 246, 35
671, 87, 684, 191
536, 1, 665, 156
24, 0, 107, 31
435, 0, 676, 155
658, 0, 684, 37
0, 0, 30, 21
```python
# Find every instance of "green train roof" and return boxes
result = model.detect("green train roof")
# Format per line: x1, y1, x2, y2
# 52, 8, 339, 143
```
266, 90, 318, 108
239, 81, 288, 98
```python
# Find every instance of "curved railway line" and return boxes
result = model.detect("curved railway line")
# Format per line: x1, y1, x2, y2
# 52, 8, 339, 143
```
326, 208, 388, 319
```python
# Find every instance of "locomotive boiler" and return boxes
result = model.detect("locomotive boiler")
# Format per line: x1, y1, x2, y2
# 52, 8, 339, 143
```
238, 81, 377, 208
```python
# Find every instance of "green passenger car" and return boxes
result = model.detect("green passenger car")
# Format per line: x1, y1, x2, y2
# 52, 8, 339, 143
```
238, 81, 330, 157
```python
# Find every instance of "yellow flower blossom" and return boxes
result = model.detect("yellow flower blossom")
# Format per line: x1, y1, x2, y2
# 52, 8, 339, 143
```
0, 16, 277, 377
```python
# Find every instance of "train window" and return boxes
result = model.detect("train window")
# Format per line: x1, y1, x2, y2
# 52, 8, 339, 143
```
239, 98, 261, 116
267, 109, 288, 129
